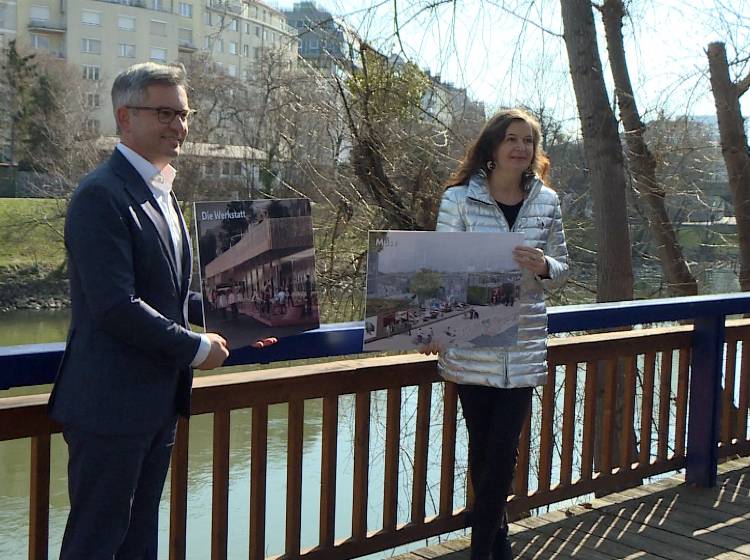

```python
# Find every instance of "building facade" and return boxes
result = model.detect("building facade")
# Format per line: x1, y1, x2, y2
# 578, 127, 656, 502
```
282, 1, 343, 73
0, 0, 298, 135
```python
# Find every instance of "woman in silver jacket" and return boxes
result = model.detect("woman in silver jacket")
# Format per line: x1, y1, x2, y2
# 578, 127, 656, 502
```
425, 108, 568, 560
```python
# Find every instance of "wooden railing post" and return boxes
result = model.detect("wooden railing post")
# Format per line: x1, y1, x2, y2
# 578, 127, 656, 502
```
686, 315, 725, 487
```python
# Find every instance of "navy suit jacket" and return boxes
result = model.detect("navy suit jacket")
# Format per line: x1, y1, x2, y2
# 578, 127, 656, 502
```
49, 149, 204, 435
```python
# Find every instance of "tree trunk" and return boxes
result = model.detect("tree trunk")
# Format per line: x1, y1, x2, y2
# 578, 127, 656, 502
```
560, 0, 634, 303
707, 42, 750, 291
601, 0, 698, 297
561, 0, 637, 491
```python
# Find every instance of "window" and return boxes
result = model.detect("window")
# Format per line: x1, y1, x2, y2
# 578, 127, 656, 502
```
228, 64, 236, 77
30, 6, 50, 22
118, 43, 135, 57
81, 10, 101, 26
31, 33, 50, 50
150, 47, 167, 61
85, 119, 100, 135
230, 18, 238, 31
179, 2, 193, 17
221, 161, 231, 176
151, 0, 164, 10
203, 12, 211, 25
243, 44, 249, 57
86, 93, 101, 108
82, 64, 100, 81
215, 38, 223, 53
81, 38, 101, 54
254, 26, 259, 37
118, 16, 135, 31
150, 20, 167, 36
229, 41, 237, 55
203, 161, 214, 176
178, 28, 193, 44
253, 47, 259, 60
244, 22, 250, 34
233, 162, 242, 175
203, 37, 210, 50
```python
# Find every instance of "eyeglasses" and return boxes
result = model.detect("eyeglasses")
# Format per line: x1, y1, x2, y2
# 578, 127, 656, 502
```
127, 106, 197, 124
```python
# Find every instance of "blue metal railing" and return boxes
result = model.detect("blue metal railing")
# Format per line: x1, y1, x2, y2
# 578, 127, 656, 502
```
3, 293, 750, 487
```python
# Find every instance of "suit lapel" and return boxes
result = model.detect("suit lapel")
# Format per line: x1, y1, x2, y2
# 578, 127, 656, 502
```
109, 150, 181, 293
171, 191, 192, 297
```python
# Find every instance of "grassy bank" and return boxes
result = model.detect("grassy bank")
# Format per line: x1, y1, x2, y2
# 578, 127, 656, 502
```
0, 198, 68, 311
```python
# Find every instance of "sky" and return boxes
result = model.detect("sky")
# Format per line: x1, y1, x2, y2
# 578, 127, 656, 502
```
375, 231, 522, 273
275, 0, 750, 130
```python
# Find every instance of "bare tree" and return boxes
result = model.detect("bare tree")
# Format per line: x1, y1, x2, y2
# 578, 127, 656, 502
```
560, 0, 633, 303
707, 41, 750, 291
600, 0, 698, 297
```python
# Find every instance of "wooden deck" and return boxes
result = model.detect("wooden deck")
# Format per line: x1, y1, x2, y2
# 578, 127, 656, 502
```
395, 457, 750, 560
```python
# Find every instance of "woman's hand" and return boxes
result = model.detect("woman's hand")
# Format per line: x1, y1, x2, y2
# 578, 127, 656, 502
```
513, 246, 549, 276
418, 341, 444, 356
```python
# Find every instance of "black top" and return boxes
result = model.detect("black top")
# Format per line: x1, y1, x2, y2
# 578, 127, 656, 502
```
496, 199, 524, 230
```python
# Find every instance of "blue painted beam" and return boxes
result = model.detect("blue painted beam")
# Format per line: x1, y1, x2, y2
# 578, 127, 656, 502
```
548, 293, 750, 333
686, 315, 725, 487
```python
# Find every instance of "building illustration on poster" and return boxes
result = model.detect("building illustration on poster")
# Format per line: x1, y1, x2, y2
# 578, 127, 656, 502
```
194, 199, 320, 350
363, 230, 524, 352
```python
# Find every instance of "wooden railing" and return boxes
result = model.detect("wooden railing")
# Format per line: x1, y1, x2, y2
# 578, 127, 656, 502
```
3, 295, 750, 559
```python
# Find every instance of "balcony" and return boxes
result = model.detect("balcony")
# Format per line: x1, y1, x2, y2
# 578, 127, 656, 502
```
27, 19, 66, 34
178, 40, 197, 52
2, 294, 750, 558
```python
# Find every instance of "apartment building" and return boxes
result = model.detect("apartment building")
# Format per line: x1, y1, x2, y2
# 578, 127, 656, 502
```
0, 0, 298, 135
283, 1, 344, 73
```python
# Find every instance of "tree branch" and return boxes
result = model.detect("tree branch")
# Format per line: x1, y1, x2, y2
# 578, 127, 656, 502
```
736, 70, 750, 98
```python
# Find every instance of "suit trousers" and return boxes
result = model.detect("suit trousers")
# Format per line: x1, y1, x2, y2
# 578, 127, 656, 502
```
59, 417, 177, 560
457, 384, 533, 560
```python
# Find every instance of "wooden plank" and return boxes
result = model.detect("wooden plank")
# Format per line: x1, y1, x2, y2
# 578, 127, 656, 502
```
640, 352, 656, 466
169, 418, 189, 560
657, 349, 673, 462
537, 364, 556, 492
439, 382, 457, 518
286, 399, 304, 557
559, 363, 577, 487
29, 434, 50, 560
211, 410, 230, 560
674, 347, 690, 458
383, 387, 401, 532
581, 361, 597, 481
411, 383, 431, 525
601, 359, 617, 475
548, 327, 692, 365
620, 356, 636, 471
352, 391, 370, 541
249, 405, 268, 560
319, 395, 338, 548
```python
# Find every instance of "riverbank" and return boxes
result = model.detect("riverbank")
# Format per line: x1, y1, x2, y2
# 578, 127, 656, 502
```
0, 264, 69, 312
0, 198, 68, 311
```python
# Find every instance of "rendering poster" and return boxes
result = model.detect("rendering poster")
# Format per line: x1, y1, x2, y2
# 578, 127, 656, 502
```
194, 199, 320, 351
363, 230, 525, 352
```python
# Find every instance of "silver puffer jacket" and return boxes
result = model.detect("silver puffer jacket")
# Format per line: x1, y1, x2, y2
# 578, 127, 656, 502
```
436, 173, 569, 388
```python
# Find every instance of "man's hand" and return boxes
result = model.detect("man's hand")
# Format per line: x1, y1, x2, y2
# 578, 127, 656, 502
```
195, 333, 229, 370
251, 337, 278, 349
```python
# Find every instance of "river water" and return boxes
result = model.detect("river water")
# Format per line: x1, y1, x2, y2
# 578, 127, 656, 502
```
0, 268, 740, 559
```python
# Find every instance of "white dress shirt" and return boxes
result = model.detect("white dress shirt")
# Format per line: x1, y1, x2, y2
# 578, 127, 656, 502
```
116, 143, 210, 367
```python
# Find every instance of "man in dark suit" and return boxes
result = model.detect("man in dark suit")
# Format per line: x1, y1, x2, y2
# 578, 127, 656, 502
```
48, 62, 229, 559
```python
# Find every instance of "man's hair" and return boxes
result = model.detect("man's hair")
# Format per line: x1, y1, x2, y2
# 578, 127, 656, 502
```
111, 62, 187, 120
